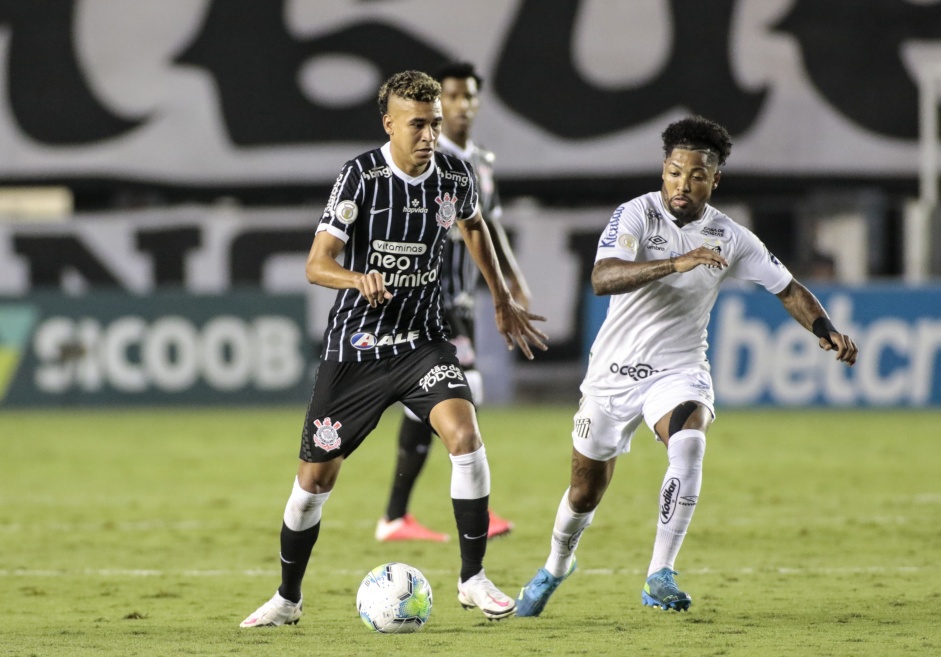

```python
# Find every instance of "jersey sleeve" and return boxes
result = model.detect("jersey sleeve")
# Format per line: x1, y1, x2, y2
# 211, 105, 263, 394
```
316, 161, 364, 243
455, 160, 480, 221
594, 200, 646, 263
729, 227, 793, 294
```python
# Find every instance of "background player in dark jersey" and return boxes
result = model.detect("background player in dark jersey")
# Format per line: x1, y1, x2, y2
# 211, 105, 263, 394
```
240, 70, 547, 628
375, 62, 530, 543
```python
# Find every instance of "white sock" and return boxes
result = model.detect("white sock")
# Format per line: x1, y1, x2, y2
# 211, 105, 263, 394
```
449, 446, 490, 499
283, 477, 331, 531
648, 430, 706, 576
545, 488, 595, 578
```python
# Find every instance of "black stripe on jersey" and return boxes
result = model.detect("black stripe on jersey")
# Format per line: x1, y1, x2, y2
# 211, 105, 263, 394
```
317, 147, 478, 362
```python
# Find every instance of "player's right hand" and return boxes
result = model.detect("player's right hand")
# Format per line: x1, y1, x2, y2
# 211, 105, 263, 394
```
356, 271, 392, 307
495, 299, 548, 360
673, 246, 729, 273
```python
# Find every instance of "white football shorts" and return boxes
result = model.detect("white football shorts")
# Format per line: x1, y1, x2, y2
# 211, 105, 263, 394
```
571, 368, 715, 461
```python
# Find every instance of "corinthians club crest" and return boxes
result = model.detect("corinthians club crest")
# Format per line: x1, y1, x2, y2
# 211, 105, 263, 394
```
312, 417, 342, 452
435, 192, 457, 229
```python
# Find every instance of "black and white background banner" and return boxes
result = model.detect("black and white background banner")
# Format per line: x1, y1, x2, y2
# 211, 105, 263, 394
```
1, 0, 939, 185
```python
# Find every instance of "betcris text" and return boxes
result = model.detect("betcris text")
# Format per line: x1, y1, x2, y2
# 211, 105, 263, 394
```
710, 290, 941, 406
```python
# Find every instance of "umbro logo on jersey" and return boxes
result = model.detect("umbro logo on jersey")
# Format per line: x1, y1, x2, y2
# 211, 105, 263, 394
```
647, 235, 667, 251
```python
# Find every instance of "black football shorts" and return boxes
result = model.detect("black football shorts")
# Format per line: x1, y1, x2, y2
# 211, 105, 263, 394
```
299, 340, 475, 462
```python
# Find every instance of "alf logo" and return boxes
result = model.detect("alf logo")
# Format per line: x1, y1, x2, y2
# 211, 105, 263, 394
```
0, 304, 38, 402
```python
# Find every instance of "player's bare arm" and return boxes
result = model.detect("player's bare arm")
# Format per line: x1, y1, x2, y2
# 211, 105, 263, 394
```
776, 279, 858, 365
592, 246, 729, 296
457, 211, 548, 359
489, 219, 532, 309
306, 231, 392, 307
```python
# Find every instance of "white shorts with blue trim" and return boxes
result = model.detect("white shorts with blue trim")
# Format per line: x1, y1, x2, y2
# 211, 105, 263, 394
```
572, 368, 715, 461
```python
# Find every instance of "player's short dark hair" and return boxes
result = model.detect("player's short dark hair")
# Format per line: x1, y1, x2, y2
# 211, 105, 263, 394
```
432, 61, 484, 90
378, 70, 441, 115
661, 116, 732, 167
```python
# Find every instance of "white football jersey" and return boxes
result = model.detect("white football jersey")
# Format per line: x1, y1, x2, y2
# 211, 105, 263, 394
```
581, 191, 792, 397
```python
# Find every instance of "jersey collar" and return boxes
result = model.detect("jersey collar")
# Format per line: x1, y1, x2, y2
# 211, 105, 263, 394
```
380, 142, 437, 185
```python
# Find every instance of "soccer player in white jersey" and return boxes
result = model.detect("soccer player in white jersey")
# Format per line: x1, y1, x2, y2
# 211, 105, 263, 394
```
376, 62, 528, 543
516, 116, 858, 616
240, 71, 547, 628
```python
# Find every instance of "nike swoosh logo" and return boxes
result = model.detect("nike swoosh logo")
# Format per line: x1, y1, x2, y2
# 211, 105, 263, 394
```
488, 595, 511, 607
462, 532, 487, 540
280, 554, 295, 565
448, 382, 467, 388
370, 208, 390, 214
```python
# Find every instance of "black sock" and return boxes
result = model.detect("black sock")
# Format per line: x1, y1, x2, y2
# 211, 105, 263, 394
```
385, 416, 433, 520
452, 496, 489, 582
277, 521, 320, 603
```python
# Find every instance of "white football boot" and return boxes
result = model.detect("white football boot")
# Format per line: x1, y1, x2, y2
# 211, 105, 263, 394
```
239, 591, 303, 628
457, 570, 517, 620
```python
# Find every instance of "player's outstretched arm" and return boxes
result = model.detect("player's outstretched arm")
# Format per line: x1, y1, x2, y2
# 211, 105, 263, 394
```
306, 231, 392, 307
489, 218, 532, 309
592, 246, 728, 295
775, 279, 858, 365
458, 211, 548, 359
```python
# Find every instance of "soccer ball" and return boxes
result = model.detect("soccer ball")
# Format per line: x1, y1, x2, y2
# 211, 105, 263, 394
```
356, 562, 433, 633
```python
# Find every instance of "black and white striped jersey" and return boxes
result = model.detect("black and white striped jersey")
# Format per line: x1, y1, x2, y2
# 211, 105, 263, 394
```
436, 135, 503, 324
316, 142, 480, 362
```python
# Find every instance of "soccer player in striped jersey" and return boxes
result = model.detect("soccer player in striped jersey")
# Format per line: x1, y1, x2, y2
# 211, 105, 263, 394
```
240, 70, 547, 628
516, 116, 858, 616
375, 62, 529, 544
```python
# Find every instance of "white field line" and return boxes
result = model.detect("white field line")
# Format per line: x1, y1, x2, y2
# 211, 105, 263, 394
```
0, 565, 932, 578
2, 512, 934, 534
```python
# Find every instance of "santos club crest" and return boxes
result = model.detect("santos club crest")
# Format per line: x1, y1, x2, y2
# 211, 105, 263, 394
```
312, 417, 342, 451
435, 192, 457, 229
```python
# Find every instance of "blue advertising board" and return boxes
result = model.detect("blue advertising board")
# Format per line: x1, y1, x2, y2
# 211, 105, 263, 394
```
585, 284, 941, 407
0, 292, 316, 407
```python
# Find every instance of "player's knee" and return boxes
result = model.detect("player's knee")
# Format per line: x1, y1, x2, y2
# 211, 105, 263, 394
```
568, 482, 603, 513
440, 422, 482, 455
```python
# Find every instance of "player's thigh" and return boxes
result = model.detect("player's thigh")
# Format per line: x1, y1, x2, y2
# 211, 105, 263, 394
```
643, 369, 716, 442
572, 394, 644, 462
398, 341, 476, 426
299, 359, 390, 462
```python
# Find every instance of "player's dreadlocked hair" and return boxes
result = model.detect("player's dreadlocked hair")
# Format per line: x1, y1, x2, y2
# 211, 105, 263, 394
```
661, 116, 733, 167
431, 61, 483, 89
377, 70, 441, 115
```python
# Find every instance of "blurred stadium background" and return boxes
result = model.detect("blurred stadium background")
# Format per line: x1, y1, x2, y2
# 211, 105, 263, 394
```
1, 0, 940, 408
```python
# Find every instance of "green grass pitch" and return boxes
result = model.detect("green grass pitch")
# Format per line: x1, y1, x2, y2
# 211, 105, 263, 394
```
1, 405, 939, 656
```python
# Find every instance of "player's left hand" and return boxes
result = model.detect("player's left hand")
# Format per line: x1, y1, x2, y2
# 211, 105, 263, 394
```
819, 331, 858, 366
494, 299, 548, 360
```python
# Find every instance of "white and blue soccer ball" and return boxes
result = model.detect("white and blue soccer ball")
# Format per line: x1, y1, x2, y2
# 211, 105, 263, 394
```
356, 562, 433, 633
